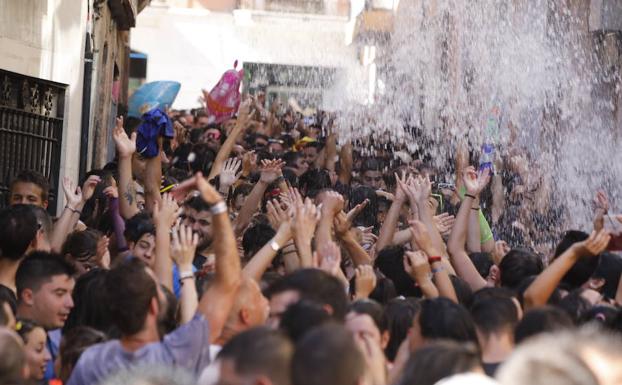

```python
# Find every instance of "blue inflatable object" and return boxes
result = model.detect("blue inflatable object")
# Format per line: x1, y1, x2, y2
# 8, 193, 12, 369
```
128, 81, 181, 118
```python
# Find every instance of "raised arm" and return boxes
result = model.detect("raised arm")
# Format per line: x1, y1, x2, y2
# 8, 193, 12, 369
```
316, 191, 345, 247
376, 173, 408, 251
291, 196, 319, 269
338, 142, 353, 185
334, 211, 372, 266
403, 251, 439, 299
171, 224, 199, 324
206, 101, 251, 181
523, 230, 610, 310
113, 117, 140, 219
152, 193, 179, 292
466, 195, 482, 253
195, 173, 242, 342
446, 167, 490, 291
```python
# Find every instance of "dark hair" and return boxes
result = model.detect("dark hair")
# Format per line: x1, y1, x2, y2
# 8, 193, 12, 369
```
470, 296, 518, 337
418, 298, 478, 346
283, 151, 303, 168
124, 212, 155, 243
450, 275, 474, 307
242, 223, 276, 260
361, 158, 383, 173
63, 269, 114, 336
514, 306, 574, 344
369, 277, 398, 305
184, 194, 211, 213
0, 205, 38, 261
592, 252, 622, 299
62, 229, 101, 263
0, 285, 17, 318
556, 289, 592, 324
348, 186, 379, 228
266, 269, 348, 321
159, 284, 178, 337
499, 248, 544, 289
28, 205, 53, 238
279, 300, 332, 342
218, 327, 294, 385
58, 326, 107, 382
384, 298, 420, 361
16, 252, 76, 301
553, 231, 597, 290
189, 143, 216, 175
515, 276, 562, 307
397, 340, 481, 385
292, 324, 365, 385
349, 299, 387, 332
299, 169, 332, 198
229, 183, 253, 209
469, 252, 493, 279
374, 246, 418, 297
10, 170, 50, 201
15, 317, 44, 344
105, 258, 158, 336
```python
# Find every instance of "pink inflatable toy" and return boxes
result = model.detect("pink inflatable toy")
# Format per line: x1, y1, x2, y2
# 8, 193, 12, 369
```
203, 60, 244, 124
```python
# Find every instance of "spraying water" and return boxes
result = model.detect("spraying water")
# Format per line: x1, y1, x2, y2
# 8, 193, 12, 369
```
337, 0, 621, 247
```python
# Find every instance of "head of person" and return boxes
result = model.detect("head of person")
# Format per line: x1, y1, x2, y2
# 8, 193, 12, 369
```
62, 229, 103, 275
552, 230, 601, 290
292, 324, 366, 385
410, 298, 478, 351
124, 212, 156, 267
0, 205, 38, 263
62, 268, 112, 336
0, 327, 29, 385
16, 252, 76, 330
278, 300, 332, 343
224, 278, 270, 337
242, 224, 276, 261
24, 205, 53, 253
229, 183, 253, 212
265, 269, 348, 328
470, 295, 519, 348
589, 252, 622, 299
105, 258, 165, 337
183, 195, 213, 252
268, 139, 285, 155
514, 306, 574, 344
346, 300, 389, 350
56, 326, 107, 383
348, 186, 379, 229
216, 327, 294, 385
298, 169, 332, 199
498, 248, 544, 289
383, 298, 420, 362
374, 246, 419, 297
361, 159, 386, 190
302, 142, 322, 168
283, 151, 308, 177
15, 318, 51, 382
9, 170, 49, 208
397, 340, 482, 385
201, 125, 223, 152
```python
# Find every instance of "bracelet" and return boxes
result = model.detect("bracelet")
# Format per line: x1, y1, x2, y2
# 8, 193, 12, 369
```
179, 271, 194, 280
471, 207, 480, 211
210, 201, 228, 216
432, 266, 445, 274
464, 194, 476, 200
65, 206, 82, 215
428, 256, 442, 264
269, 240, 280, 252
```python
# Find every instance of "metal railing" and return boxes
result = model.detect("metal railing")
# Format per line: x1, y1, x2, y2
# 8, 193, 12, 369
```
0, 69, 66, 214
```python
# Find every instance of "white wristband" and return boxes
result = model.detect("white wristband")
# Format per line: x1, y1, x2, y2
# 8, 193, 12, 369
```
179, 271, 194, 280
269, 240, 280, 252
210, 201, 228, 216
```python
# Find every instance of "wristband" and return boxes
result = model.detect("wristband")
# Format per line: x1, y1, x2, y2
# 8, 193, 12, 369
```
428, 256, 442, 264
65, 206, 82, 215
179, 271, 194, 280
432, 266, 445, 274
471, 207, 480, 211
269, 240, 280, 252
210, 201, 228, 216
464, 194, 476, 200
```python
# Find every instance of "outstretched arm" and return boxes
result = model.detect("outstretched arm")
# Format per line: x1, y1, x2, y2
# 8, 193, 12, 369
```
207, 101, 251, 181
113, 117, 140, 219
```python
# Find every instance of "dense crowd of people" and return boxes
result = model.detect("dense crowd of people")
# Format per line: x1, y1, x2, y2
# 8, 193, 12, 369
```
1, 94, 622, 385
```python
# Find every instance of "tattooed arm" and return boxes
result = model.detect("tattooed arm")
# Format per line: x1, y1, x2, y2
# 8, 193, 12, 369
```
113, 117, 140, 219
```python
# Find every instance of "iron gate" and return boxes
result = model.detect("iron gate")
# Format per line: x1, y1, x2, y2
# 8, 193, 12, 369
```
0, 69, 66, 214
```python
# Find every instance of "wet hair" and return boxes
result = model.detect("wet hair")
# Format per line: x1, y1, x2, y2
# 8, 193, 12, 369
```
283, 151, 303, 168
299, 169, 332, 198
553, 231, 597, 290
58, 326, 107, 382
361, 158, 384, 173
10, 170, 50, 201
63, 268, 114, 336
218, 327, 293, 385
123, 212, 156, 243
279, 300, 332, 343
397, 340, 482, 385
514, 306, 574, 344
499, 248, 544, 289
374, 246, 419, 297
266, 269, 348, 321
242, 223, 276, 260
0, 204, 38, 261
579, 306, 619, 328
556, 289, 592, 324
349, 299, 387, 332
105, 258, 158, 336
470, 296, 519, 337
292, 324, 365, 385
184, 194, 211, 213
469, 252, 494, 279
418, 298, 478, 346
368, 277, 398, 305
383, 298, 420, 361
592, 252, 622, 299
16, 252, 76, 302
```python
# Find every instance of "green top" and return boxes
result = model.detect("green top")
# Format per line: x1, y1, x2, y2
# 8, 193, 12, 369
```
458, 186, 494, 244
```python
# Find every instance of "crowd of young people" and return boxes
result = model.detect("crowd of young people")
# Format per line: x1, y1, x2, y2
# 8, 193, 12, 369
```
1, 95, 622, 385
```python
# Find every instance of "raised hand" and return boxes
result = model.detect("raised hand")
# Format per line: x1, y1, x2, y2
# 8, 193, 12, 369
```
401, 175, 432, 204
153, 193, 180, 228
403, 250, 432, 281
81, 175, 101, 202
95, 235, 111, 269
571, 229, 611, 257
492, 240, 510, 264
317, 241, 342, 276
62, 177, 83, 209
346, 199, 369, 224
219, 158, 242, 188
593, 190, 610, 232
409, 219, 440, 256
291, 197, 320, 243
172, 223, 199, 269
259, 159, 285, 184
463, 166, 491, 197
112, 116, 136, 158
196, 172, 224, 205
266, 199, 291, 230
320, 191, 345, 218
334, 211, 353, 238
433, 213, 455, 238
103, 186, 119, 199
393, 171, 409, 203
355, 265, 377, 299
241, 151, 257, 176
